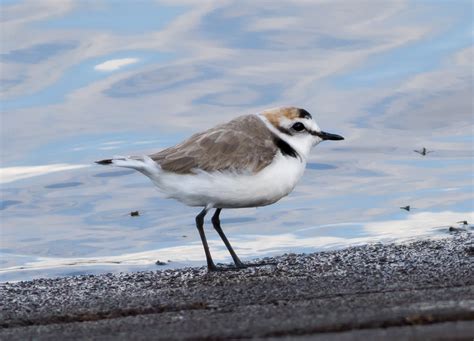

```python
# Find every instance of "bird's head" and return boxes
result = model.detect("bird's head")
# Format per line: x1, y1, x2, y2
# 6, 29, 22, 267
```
259, 107, 344, 159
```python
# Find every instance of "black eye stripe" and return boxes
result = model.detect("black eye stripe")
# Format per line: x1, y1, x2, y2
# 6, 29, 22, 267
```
277, 126, 293, 136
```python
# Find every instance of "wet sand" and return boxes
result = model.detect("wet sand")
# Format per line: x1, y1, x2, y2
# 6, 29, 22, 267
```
1, 232, 473, 340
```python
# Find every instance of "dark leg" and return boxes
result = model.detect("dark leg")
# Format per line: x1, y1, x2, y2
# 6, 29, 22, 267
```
211, 208, 245, 268
195, 207, 217, 271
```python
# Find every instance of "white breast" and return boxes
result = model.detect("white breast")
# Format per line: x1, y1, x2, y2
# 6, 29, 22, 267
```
148, 152, 306, 208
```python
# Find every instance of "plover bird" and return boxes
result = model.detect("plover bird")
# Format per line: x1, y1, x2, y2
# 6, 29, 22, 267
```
414, 147, 433, 156
96, 107, 344, 271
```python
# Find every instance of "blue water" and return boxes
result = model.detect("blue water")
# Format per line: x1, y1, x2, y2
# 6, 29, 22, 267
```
1, 0, 472, 282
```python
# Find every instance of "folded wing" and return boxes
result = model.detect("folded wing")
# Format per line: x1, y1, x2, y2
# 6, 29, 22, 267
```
150, 115, 277, 174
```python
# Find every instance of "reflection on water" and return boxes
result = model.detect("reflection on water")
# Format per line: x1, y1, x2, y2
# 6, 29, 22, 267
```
0, 200, 22, 211
1, 1, 473, 282
306, 163, 337, 171
45, 182, 83, 189
93, 170, 135, 178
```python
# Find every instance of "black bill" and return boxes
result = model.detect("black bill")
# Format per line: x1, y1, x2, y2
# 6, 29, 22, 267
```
311, 130, 344, 141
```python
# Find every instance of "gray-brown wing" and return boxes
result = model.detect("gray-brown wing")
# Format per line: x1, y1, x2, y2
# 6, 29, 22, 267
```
150, 115, 277, 174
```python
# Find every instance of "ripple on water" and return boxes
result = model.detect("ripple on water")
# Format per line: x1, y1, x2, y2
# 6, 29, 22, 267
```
93, 170, 135, 177
0, 200, 22, 210
306, 163, 337, 170
220, 217, 257, 224
45, 182, 83, 189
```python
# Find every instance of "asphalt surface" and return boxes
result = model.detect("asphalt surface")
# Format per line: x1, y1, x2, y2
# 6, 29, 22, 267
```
1, 232, 473, 340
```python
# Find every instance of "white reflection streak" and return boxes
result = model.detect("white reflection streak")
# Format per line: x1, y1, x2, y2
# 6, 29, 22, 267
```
0, 237, 342, 273
94, 58, 139, 72
0, 164, 89, 184
363, 211, 474, 238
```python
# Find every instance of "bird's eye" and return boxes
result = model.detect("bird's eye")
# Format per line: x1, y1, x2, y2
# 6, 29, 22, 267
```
292, 122, 305, 131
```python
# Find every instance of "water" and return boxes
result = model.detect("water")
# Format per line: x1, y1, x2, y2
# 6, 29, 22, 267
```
1, 1, 473, 282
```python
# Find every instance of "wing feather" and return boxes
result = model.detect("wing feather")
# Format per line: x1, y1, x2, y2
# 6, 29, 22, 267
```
150, 115, 276, 174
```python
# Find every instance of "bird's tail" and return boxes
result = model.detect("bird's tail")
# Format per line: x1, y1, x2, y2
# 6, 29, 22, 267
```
95, 155, 158, 173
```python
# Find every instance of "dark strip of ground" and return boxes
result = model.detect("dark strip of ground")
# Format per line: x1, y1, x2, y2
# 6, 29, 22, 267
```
1, 232, 473, 340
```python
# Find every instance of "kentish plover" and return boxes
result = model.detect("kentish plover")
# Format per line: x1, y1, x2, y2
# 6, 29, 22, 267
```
96, 107, 344, 271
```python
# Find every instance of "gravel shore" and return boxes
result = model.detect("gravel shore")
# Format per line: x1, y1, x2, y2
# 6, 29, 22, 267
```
1, 232, 473, 340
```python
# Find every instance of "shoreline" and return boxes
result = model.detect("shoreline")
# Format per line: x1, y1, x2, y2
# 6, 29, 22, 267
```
1, 228, 466, 283
1, 232, 473, 339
